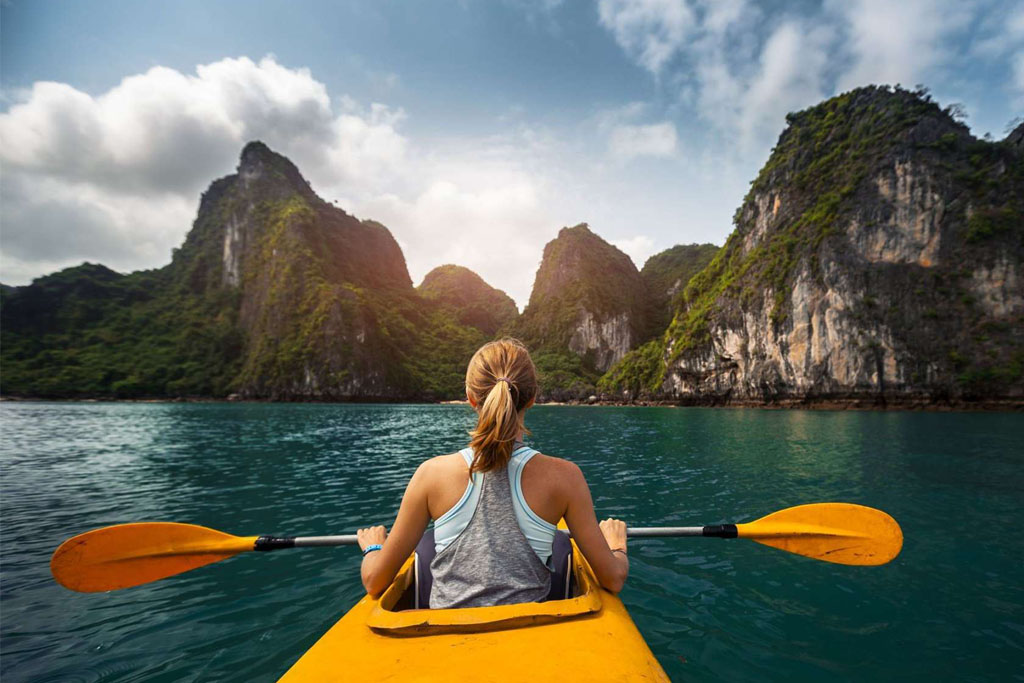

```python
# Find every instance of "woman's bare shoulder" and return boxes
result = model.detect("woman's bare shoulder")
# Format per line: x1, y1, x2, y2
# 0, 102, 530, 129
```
416, 452, 468, 477
528, 452, 585, 481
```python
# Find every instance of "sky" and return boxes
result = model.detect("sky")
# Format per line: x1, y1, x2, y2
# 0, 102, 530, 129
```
2, 0, 1022, 308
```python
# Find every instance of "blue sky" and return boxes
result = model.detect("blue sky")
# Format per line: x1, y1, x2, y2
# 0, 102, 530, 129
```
2, 0, 1022, 307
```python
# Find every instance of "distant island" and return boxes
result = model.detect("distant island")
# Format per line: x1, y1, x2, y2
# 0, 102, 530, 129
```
2, 85, 1022, 408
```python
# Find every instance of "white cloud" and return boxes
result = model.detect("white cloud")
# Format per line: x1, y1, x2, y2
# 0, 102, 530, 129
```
0, 56, 414, 288
972, 3, 1024, 58
597, 0, 696, 73
0, 55, 574, 309
608, 121, 678, 159
611, 234, 657, 269
738, 21, 834, 150
356, 151, 562, 308
597, 0, 834, 155
828, 0, 971, 93
596, 0, 1020, 157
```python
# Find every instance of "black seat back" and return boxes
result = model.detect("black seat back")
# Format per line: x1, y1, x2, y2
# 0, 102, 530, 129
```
413, 529, 575, 608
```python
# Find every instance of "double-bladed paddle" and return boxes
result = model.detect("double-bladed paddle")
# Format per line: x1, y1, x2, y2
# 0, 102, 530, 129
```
50, 502, 902, 593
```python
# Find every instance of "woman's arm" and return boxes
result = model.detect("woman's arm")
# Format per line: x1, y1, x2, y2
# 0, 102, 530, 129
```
561, 461, 629, 593
357, 460, 433, 596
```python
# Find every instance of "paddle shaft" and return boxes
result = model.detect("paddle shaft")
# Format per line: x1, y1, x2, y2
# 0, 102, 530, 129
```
255, 525, 737, 551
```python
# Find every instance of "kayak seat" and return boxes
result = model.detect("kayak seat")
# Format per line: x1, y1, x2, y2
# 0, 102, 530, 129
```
414, 529, 575, 609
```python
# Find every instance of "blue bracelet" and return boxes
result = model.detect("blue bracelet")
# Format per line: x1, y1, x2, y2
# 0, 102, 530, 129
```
362, 544, 383, 556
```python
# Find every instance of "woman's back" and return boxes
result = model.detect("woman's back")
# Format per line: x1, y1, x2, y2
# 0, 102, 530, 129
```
355, 339, 629, 604
424, 447, 569, 533
428, 446, 553, 608
431, 446, 557, 563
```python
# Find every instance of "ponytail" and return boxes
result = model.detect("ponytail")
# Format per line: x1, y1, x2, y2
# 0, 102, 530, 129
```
466, 339, 538, 473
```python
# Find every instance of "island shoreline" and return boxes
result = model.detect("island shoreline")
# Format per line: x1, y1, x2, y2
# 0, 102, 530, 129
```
2, 394, 1021, 412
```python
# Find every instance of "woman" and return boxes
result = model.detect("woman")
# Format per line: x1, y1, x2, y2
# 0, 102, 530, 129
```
357, 338, 629, 608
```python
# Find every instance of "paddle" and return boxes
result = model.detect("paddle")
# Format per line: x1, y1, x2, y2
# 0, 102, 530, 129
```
51, 502, 901, 593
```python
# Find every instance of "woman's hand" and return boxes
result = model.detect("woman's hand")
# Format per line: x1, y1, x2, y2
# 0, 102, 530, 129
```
357, 525, 388, 552
599, 518, 627, 553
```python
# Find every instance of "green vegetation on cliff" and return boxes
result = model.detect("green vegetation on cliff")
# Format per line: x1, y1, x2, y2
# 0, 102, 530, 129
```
640, 243, 719, 337
0, 142, 502, 400
512, 224, 647, 396
516, 225, 645, 346
0, 264, 241, 398
418, 265, 518, 336
5, 99, 1020, 405
602, 85, 1024, 399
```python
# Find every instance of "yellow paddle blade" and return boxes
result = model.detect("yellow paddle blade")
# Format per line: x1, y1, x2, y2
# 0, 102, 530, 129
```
51, 523, 259, 592
736, 503, 903, 566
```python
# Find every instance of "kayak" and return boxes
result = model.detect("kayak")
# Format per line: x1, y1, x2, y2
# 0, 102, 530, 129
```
278, 528, 669, 682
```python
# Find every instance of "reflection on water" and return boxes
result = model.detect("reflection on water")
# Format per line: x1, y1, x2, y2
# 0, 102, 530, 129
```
2, 403, 1022, 682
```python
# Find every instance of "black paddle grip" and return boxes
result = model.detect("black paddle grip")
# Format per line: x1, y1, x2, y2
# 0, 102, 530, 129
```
254, 536, 296, 551
702, 524, 738, 538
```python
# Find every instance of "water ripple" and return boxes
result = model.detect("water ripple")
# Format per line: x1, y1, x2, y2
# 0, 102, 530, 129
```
2, 403, 1022, 681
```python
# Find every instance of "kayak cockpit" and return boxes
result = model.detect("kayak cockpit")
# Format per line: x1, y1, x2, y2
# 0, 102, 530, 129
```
365, 531, 603, 637
277, 529, 669, 682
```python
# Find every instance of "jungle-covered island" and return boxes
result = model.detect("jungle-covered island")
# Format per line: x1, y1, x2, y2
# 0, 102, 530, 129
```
2, 86, 1022, 408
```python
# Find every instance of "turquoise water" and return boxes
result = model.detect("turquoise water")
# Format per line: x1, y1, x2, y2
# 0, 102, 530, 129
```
1, 403, 1022, 682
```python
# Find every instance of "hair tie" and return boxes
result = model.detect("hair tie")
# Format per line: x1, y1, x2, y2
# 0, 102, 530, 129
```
495, 377, 512, 384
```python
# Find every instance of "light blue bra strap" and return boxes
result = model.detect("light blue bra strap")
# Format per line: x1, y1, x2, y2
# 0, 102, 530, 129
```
510, 447, 557, 533
434, 449, 478, 528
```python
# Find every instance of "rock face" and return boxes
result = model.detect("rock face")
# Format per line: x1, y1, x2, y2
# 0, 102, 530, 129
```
604, 86, 1023, 404
515, 224, 649, 381
418, 265, 518, 336
640, 244, 719, 338
171, 141, 420, 399
4, 90, 1021, 406
0, 142, 497, 400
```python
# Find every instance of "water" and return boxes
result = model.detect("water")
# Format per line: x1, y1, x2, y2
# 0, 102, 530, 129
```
1, 403, 1021, 682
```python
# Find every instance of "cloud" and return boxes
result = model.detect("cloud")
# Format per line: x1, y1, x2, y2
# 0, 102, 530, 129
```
597, 0, 833, 154
0, 56, 414, 287
971, 3, 1024, 106
828, 0, 972, 93
0, 58, 346, 195
596, 0, 1020, 156
611, 234, 657, 269
597, 0, 696, 73
738, 21, 834, 150
608, 121, 678, 159
0, 55, 569, 309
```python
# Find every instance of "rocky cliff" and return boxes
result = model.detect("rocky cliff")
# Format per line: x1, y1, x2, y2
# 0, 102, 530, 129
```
640, 243, 719, 338
418, 265, 519, 336
512, 224, 649, 396
0, 143, 496, 399
4, 88, 1021, 407
603, 86, 1024, 405
179, 142, 423, 399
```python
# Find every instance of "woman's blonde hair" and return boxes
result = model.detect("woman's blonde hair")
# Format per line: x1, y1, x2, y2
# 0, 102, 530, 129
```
466, 338, 538, 473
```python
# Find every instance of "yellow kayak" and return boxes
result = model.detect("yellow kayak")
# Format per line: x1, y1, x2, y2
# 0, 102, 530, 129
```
278, 532, 668, 682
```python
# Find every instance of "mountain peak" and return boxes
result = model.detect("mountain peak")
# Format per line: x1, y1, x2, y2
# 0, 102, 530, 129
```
418, 264, 518, 335
556, 223, 593, 239
516, 224, 648, 376
237, 140, 316, 199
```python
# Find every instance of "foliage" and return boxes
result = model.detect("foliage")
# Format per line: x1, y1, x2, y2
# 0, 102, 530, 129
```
640, 243, 719, 338
601, 84, 1024, 396
1, 264, 242, 398
596, 339, 665, 395
530, 348, 600, 399
965, 206, 1022, 243
0, 145, 490, 401
417, 264, 518, 336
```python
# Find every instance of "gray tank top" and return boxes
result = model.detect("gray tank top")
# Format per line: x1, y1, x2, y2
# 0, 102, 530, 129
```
428, 461, 553, 609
